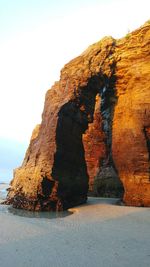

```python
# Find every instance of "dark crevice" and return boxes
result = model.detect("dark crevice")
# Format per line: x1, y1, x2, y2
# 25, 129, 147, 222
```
41, 177, 54, 197
100, 64, 118, 167
94, 60, 124, 198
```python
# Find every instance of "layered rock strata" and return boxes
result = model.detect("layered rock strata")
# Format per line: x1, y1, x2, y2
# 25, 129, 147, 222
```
6, 22, 150, 210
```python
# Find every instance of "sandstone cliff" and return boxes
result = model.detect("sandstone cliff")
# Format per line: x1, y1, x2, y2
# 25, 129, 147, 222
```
6, 22, 150, 210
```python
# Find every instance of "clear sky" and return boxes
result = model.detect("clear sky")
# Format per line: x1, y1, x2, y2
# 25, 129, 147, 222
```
0, 0, 149, 142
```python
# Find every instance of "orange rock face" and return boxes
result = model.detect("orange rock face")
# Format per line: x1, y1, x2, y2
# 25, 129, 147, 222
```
6, 22, 150, 210
83, 95, 106, 191
112, 23, 150, 206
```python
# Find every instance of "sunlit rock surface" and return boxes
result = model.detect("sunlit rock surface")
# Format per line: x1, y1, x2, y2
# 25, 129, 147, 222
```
6, 22, 150, 210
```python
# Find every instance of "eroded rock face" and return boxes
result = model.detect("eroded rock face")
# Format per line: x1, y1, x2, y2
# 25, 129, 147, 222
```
112, 23, 150, 206
6, 22, 150, 209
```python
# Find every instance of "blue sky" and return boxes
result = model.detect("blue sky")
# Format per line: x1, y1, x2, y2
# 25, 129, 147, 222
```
0, 0, 149, 181
0, 0, 111, 40
0, 138, 27, 182
0, 0, 149, 141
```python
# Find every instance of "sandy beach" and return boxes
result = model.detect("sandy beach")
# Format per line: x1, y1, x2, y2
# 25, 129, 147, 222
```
0, 184, 150, 267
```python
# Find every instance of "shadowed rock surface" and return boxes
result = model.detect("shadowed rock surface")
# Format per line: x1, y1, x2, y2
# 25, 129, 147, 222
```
6, 22, 150, 210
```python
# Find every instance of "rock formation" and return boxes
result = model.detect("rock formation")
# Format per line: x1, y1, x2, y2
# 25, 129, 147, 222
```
6, 22, 150, 210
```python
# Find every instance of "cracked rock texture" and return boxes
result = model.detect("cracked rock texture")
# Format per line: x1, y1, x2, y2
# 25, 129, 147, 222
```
6, 22, 150, 210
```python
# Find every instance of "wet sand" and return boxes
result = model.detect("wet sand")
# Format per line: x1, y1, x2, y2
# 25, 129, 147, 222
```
0, 186, 150, 267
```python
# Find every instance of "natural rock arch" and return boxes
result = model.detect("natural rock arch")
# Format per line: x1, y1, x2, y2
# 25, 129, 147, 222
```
6, 23, 150, 210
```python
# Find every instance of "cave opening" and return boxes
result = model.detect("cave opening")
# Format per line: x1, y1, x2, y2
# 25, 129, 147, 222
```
51, 72, 124, 209
51, 76, 102, 208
